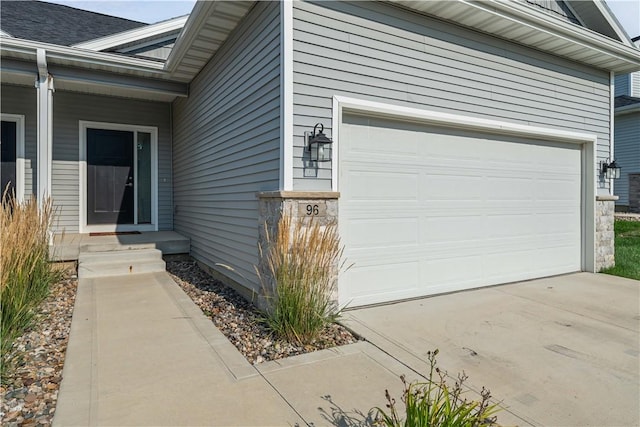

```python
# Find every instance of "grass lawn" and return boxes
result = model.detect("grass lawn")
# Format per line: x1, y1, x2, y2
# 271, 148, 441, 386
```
602, 220, 640, 280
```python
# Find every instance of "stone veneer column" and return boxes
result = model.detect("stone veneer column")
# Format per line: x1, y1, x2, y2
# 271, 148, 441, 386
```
595, 195, 618, 271
629, 174, 640, 214
256, 191, 340, 308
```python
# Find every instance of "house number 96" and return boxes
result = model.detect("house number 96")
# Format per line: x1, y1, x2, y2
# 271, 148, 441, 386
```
306, 204, 319, 216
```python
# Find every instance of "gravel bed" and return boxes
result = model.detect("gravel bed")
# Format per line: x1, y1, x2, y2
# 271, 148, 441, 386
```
167, 260, 359, 364
1, 275, 78, 427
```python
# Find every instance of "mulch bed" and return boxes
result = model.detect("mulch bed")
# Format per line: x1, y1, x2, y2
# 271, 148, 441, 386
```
166, 259, 359, 364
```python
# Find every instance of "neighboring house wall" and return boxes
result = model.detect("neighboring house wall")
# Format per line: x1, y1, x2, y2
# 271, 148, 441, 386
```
290, 1, 611, 191
632, 72, 640, 98
614, 112, 640, 207
615, 74, 631, 96
52, 91, 172, 233
172, 1, 281, 294
0, 84, 37, 200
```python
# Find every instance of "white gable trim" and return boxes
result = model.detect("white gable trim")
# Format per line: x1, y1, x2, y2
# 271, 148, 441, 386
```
72, 16, 188, 51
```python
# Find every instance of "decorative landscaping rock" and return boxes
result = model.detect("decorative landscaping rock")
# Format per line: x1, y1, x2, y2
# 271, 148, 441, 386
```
1, 275, 78, 427
167, 260, 358, 364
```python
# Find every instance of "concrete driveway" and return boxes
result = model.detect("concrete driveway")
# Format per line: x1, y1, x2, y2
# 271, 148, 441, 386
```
344, 273, 640, 427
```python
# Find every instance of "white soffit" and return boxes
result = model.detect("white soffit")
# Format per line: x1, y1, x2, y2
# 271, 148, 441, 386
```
165, 0, 253, 82
395, 0, 640, 73
72, 15, 188, 52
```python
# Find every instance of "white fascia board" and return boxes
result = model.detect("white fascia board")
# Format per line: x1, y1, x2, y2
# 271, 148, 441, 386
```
280, 1, 294, 191
1, 36, 168, 75
72, 16, 188, 51
0, 29, 12, 37
164, 1, 217, 72
447, 0, 640, 72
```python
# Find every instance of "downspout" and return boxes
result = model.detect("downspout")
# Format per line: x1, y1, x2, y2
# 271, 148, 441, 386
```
36, 48, 54, 206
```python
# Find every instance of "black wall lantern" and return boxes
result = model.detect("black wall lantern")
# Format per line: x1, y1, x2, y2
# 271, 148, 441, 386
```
601, 159, 621, 179
305, 123, 333, 163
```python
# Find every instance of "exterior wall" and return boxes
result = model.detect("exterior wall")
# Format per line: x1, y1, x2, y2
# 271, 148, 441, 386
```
596, 198, 616, 271
52, 91, 172, 233
613, 112, 640, 206
0, 84, 37, 200
615, 74, 631, 97
633, 72, 640, 98
291, 1, 611, 191
172, 1, 281, 295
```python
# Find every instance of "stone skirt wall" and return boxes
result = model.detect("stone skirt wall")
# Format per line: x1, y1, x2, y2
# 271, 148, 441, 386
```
256, 191, 340, 309
596, 195, 617, 271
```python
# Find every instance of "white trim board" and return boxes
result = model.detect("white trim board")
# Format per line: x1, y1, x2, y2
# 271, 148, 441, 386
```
78, 121, 159, 233
280, 0, 294, 191
331, 95, 596, 273
1, 114, 25, 202
73, 16, 188, 51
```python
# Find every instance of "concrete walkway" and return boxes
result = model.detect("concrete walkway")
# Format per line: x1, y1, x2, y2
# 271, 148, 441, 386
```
55, 272, 415, 426
55, 271, 639, 426
54, 272, 303, 426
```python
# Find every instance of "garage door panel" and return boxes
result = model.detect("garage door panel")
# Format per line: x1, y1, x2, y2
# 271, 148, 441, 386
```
347, 217, 418, 248
422, 216, 486, 242
345, 261, 419, 299
347, 172, 418, 200
339, 114, 583, 307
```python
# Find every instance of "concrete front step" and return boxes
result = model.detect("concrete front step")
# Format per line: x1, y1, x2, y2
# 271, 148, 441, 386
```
78, 248, 166, 279
50, 231, 190, 262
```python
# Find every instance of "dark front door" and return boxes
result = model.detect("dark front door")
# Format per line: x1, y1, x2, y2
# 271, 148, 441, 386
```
87, 128, 134, 224
1, 120, 17, 200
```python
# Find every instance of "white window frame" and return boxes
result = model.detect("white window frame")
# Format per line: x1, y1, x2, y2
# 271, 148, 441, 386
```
79, 121, 158, 233
1, 114, 26, 202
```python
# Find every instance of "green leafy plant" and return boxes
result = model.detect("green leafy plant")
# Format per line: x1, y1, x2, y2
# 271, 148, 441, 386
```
1, 191, 61, 379
257, 211, 345, 345
375, 349, 500, 427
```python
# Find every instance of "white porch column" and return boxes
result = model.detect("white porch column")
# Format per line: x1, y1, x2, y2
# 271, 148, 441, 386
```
36, 48, 53, 203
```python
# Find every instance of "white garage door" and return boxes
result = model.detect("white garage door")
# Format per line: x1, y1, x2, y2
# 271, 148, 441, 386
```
339, 114, 582, 307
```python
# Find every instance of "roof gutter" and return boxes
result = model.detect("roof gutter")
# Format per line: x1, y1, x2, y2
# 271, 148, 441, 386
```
615, 104, 640, 115
1, 36, 168, 75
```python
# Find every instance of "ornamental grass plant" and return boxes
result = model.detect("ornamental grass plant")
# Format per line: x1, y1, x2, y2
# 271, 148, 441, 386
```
375, 349, 500, 427
257, 212, 345, 346
1, 191, 60, 378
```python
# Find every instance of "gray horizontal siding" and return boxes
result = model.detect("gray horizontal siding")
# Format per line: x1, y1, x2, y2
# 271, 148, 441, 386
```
292, 1, 611, 191
615, 74, 630, 97
614, 112, 640, 206
0, 84, 37, 200
172, 1, 281, 293
52, 91, 172, 233
632, 72, 640, 98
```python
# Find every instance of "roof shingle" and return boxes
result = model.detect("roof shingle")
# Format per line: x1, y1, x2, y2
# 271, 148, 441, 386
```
0, 0, 147, 46
615, 95, 640, 108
